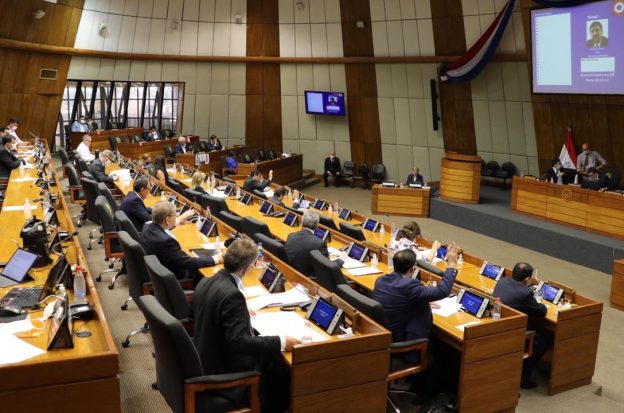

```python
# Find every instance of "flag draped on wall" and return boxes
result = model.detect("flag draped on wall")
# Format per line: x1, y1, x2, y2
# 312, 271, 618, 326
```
559, 128, 578, 169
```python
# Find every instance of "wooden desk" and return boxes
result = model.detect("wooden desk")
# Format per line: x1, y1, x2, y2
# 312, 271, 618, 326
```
69, 128, 144, 152
611, 259, 624, 311
0, 151, 120, 412
439, 153, 481, 204
236, 155, 304, 186
371, 184, 430, 217
174, 145, 246, 175
511, 176, 624, 239
116, 137, 199, 160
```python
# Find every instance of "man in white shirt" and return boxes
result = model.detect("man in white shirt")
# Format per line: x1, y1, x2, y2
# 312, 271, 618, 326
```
576, 143, 607, 176
76, 135, 95, 162
71, 115, 89, 132
6, 118, 24, 146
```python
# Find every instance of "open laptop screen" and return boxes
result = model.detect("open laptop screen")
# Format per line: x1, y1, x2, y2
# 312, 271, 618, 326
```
1, 249, 38, 282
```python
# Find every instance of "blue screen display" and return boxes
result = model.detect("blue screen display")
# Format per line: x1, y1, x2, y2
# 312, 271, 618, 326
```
310, 299, 339, 330
305, 91, 346, 116
541, 284, 561, 302
314, 228, 327, 240
260, 201, 272, 214
313, 200, 325, 210
460, 292, 484, 316
338, 208, 350, 220
436, 246, 448, 260
284, 213, 297, 226
363, 219, 378, 231
200, 219, 215, 236
348, 244, 366, 261
482, 263, 502, 279
260, 266, 278, 289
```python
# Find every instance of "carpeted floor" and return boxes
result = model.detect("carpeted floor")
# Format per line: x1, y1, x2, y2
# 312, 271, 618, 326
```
71, 179, 624, 413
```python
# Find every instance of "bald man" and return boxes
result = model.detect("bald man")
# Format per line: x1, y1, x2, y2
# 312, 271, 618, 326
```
576, 143, 606, 176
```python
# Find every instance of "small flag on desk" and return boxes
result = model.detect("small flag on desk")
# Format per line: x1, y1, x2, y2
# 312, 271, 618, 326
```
559, 128, 577, 169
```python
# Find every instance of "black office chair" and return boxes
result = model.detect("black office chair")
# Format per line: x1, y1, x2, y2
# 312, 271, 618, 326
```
137, 295, 261, 413
252, 189, 267, 200
77, 159, 91, 177
242, 217, 273, 240
256, 149, 267, 161
482, 161, 499, 178
339, 222, 366, 242
309, 250, 347, 292
118, 231, 151, 348
163, 145, 175, 162
370, 164, 386, 185
239, 153, 252, 163
342, 161, 355, 186
184, 189, 202, 203
201, 194, 230, 216
81, 177, 103, 243
352, 164, 370, 189
253, 233, 288, 264
415, 259, 445, 277
65, 163, 86, 226
218, 211, 244, 233
222, 176, 236, 185
266, 150, 276, 160
58, 148, 70, 177
198, 141, 209, 152
318, 214, 338, 231
144, 255, 192, 328
335, 285, 429, 412
109, 136, 125, 152
495, 162, 516, 187
114, 210, 141, 241
168, 179, 185, 195
129, 135, 142, 143
94, 197, 125, 287
97, 182, 120, 212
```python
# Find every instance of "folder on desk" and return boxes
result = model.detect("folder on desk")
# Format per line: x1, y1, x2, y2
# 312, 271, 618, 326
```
246, 288, 310, 311
251, 312, 328, 344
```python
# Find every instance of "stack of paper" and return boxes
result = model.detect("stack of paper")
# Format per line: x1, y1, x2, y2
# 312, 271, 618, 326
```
431, 296, 462, 317
347, 266, 383, 276
0, 331, 45, 366
341, 258, 366, 270
243, 285, 270, 298
246, 288, 310, 311
251, 312, 328, 344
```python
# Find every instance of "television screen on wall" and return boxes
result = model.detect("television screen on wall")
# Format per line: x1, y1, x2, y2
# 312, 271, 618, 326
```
304, 91, 346, 116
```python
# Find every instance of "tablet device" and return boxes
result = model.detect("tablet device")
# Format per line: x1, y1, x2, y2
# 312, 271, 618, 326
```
150, 184, 161, 196
346, 243, 368, 262
240, 193, 252, 205
363, 218, 379, 232
168, 194, 178, 205
259, 201, 273, 215
479, 261, 505, 281
408, 183, 423, 189
536, 282, 564, 304
457, 289, 489, 319
199, 218, 218, 237
283, 212, 299, 227
338, 208, 351, 220
312, 200, 326, 210
223, 185, 233, 196
178, 203, 191, 216
436, 245, 448, 260
305, 297, 343, 335
299, 199, 311, 209
313, 227, 329, 242
0, 249, 38, 288
260, 264, 284, 293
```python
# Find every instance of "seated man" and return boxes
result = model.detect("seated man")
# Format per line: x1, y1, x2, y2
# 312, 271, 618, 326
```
120, 177, 153, 232
208, 134, 223, 151
406, 167, 424, 185
576, 143, 607, 176
323, 151, 341, 187
268, 186, 300, 210
140, 201, 220, 284
6, 118, 25, 146
493, 263, 548, 389
174, 136, 190, 155
0, 136, 24, 178
581, 167, 608, 192
146, 126, 162, 141
192, 238, 299, 413
243, 169, 273, 193
90, 150, 118, 183
544, 159, 565, 184
71, 115, 89, 132
75, 134, 95, 163
285, 211, 328, 278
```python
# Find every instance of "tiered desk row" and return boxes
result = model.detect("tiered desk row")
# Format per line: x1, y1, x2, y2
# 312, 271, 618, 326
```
0, 146, 120, 412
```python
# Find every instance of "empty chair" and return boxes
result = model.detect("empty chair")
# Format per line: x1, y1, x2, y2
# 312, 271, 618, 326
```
318, 214, 337, 230
163, 145, 175, 161
309, 250, 347, 292
481, 161, 499, 177
242, 216, 272, 239
58, 148, 70, 177
218, 211, 244, 233
266, 150, 276, 160
222, 176, 236, 185
369, 164, 386, 185
168, 179, 185, 195
129, 135, 142, 144
256, 149, 267, 161
252, 189, 267, 200
352, 163, 370, 189
81, 177, 103, 241
144, 255, 192, 325
198, 141, 209, 152
339, 222, 366, 242
65, 163, 86, 225
114, 210, 141, 241
239, 153, 252, 163
254, 233, 288, 263
94, 196, 124, 287
495, 162, 516, 187
108, 136, 125, 152
201, 193, 230, 216
77, 159, 91, 177
97, 182, 120, 212
342, 161, 355, 186
137, 295, 261, 413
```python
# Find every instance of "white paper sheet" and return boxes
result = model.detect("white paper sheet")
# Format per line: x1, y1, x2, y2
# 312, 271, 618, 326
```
0, 331, 45, 366
347, 266, 383, 276
243, 285, 270, 298
431, 297, 462, 318
251, 312, 328, 344
11, 177, 36, 182
341, 258, 367, 270
328, 247, 341, 256
209, 190, 228, 199
264, 190, 274, 198
0, 319, 35, 335
246, 287, 310, 311
2, 205, 38, 211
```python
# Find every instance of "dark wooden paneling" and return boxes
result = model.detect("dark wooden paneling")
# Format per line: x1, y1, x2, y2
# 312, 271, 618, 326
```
245, 0, 282, 153
430, 0, 477, 155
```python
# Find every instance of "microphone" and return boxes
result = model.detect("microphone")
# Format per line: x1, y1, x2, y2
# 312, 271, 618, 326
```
27, 130, 39, 139
49, 231, 79, 254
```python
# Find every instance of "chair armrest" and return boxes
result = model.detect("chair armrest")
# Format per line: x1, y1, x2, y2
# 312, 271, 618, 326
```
142, 281, 154, 296
104, 232, 123, 258
388, 338, 429, 380
185, 371, 261, 413
184, 290, 193, 303
180, 279, 194, 290
390, 337, 429, 353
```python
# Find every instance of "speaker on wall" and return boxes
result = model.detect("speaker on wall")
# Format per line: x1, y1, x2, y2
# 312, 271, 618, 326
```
430, 79, 440, 131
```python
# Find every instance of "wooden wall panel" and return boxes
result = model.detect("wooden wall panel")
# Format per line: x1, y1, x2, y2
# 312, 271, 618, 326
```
245, 0, 282, 154
430, 0, 477, 156
340, 0, 382, 167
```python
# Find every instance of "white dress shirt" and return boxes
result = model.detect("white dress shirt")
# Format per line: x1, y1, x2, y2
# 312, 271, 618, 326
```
7, 128, 23, 144
76, 142, 95, 162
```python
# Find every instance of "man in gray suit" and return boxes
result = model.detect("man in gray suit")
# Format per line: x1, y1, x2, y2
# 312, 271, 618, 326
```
284, 211, 328, 278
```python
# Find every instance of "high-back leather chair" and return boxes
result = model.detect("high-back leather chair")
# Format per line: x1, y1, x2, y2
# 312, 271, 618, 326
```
253, 233, 288, 264
97, 182, 119, 212
114, 210, 141, 241
94, 196, 124, 287
144, 255, 191, 325
309, 250, 347, 292
242, 216, 272, 239
201, 193, 230, 216
338, 222, 366, 242
218, 211, 244, 233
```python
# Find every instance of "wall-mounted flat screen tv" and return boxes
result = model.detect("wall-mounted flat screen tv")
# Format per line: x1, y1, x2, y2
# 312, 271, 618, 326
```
304, 91, 346, 116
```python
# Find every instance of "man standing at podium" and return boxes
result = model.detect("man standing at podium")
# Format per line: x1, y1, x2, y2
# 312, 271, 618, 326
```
323, 151, 341, 187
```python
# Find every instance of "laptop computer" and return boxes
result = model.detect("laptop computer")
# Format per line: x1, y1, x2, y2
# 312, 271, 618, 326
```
0, 255, 70, 309
0, 249, 38, 288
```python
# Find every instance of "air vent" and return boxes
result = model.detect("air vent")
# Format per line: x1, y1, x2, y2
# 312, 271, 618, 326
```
39, 69, 58, 80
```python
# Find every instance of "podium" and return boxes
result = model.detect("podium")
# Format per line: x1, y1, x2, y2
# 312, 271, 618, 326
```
439, 153, 481, 204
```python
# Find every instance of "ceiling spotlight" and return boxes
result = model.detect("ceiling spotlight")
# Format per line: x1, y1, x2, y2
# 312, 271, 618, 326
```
33, 10, 46, 19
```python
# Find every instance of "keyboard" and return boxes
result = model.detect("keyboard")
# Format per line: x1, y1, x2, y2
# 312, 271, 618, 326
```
0, 287, 43, 309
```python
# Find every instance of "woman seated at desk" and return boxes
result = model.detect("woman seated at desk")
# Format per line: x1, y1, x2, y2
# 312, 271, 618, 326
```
391, 221, 440, 263
149, 155, 169, 185
191, 171, 207, 194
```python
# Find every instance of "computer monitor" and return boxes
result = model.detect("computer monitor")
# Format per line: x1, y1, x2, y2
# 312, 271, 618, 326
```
259, 201, 273, 215
346, 243, 368, 262
312, 200, 326, 210
283, 212, 298, 227
199, 218, 218, 237
338, 208, 351, 220
457, 290, 489, 318
479, 261, 505, 281
363, 218, 379, 232
240, 193, 252, 205
260, 264, 283, 293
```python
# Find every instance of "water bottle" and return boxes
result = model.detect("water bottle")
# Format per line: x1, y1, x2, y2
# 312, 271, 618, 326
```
371, 253, 378, 267
458, 254, 464, 266
379, 225, 385, 237
236, 186, 241, 199
387, 247, 394, 270
334, 202, 340, 214
215, 235, 221, 248
327, 203, 333, 215
257, 243, 264, 266
160, 191, 166, 202
287, 188, 292, 199
492, 297, 502, 320
73, 266, 87, 299
18, 162, 25, 178
196, 216, 203, 230
24, 198, 32, 220
391, 222, 397, 237
301, 320, 313, 344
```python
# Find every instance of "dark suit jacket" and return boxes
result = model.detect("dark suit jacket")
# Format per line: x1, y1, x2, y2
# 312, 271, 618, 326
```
208, 142, 223, 151
192, 269, 281, 374
194, 185, 207, 194
140, 223, 215, 280
119, 191, 152, 232
243, 176, 271, 192
372, 268, 457, 343
174, 143, 190, 155
90, 158, 114, 183
587, 37, 608, 48
324, 157, 341, 174
406, 173, 424, 185
544, 167, 564, 183
285, 229, 328, 277
492, 277, 547, 319
0, 147, 22, 178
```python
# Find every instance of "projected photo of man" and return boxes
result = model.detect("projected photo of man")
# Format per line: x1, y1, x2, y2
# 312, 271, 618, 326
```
586, 20, 608, 48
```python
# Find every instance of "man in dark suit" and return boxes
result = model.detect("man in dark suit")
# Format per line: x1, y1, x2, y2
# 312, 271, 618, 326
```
493, 262, 548, 389
145, 126, 162, 141
208, 135, 223, 151
587, 21, 608, 48
406, 167, 425, 185
285, 211, 328, 278
174, 136, 190, 155
323, 151, 341, 187
140, 201, 220, 284
90, 150, 118, 183
192, 238, 299, 412
120, 177, 152, 232
0, 136, 24, 178
243, 170, 273, 193
544, 159, 566, 184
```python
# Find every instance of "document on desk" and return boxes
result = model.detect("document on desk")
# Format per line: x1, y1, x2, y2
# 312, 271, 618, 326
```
341, 258, 367, 270
11, 177, 37, 182
0, 330, 45, 366
264, 190, 274, 198
431, 297, 462, 317
210, 190, 228, 199
328, 247, 342, 256
243, 285, 270, 298
0, 319, 35, 335
246, 287, 310, 311
347, 266, 383, 276
2, 205, 38, 211
251, 312, 328, 344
